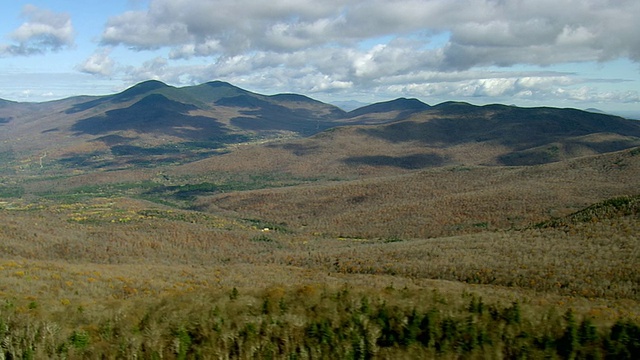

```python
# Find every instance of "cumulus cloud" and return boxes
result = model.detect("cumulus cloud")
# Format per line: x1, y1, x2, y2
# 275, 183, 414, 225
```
124, 57, 171, 81
0, 5, 74, 56
101, 0, 348, 54
77, 49, 115, 76
100, 0, 640, 65
387, 71, 640, 106
95, 0, 639, 107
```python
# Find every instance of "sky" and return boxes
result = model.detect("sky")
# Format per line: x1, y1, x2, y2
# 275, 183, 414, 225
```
1, 0, 639, 117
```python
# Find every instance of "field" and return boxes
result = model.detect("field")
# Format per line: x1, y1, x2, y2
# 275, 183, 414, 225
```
1, 145, 639, 358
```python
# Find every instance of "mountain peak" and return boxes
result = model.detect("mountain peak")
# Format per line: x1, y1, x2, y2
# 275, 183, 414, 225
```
125, 80, 169, 92
113, 80, 170, 103
346, 97, 430, 118
585, 108, 607, 114
203, 80, 241, 89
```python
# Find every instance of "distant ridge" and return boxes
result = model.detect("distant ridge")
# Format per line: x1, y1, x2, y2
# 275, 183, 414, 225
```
331, 100, 369, 111
269, 93, 324, 103
585, 107, 607, 114
346, 97, 430, 118
113, 80, 171, 102
2, 79, 640, 171
0, 98, 16, 107
205, 80, 240, 88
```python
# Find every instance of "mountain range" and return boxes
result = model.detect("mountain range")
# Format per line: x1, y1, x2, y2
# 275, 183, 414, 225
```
1, 79, 640, 176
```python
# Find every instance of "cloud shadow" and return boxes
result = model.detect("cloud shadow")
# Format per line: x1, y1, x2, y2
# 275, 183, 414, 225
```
343, 153, 448, 169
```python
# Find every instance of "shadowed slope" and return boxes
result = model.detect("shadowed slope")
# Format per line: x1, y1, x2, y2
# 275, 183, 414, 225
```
357, 103, 640, 165
346, 97, 430, 118
363, 103, 640, 146
196, 146, 640, 239
71, 94, 222, 138
65, 80, 172, 114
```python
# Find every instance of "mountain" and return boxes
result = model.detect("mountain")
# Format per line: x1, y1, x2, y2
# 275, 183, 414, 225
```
64, 79, 345, 127
612, 110, 640, 120
331, 100, 370, 111
0, 80, 349, 170
362, 102, 640, 166
0, 98, 16, 107
0, 99, 14, 123
344, 97, 431, 123
347, 97, 430, 116
1, 80, 640, 174
585, 107, 607, 114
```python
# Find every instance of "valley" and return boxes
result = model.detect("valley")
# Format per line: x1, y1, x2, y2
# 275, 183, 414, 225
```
0, 81, 639, 358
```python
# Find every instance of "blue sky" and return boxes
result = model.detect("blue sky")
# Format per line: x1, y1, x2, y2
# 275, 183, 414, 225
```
1, 0, 639, 117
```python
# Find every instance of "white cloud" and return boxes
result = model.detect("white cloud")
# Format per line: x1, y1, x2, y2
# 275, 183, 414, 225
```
102, 10, 190, 49
99, 0, 640, 66
168, 39, 222, 59
77, 49, 115, 76
117, 41, 638, 107
0, 5, 74, 56
90, 0, 640, 108
387, 72, 640, 106
124, 57, 170, 82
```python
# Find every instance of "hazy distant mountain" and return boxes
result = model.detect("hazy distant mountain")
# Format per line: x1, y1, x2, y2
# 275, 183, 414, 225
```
331, 100, 369, 111
1, 80, 640, 172
611, 110, 640, 120
584, 108, 640, 120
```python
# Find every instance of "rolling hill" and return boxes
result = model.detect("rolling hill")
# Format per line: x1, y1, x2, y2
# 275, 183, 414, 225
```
191, 146, 640, 238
